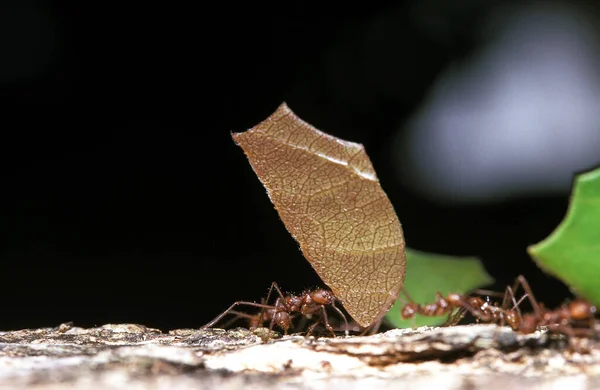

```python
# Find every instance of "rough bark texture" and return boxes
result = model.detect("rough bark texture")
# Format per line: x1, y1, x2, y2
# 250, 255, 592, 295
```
1, 323, 599, 389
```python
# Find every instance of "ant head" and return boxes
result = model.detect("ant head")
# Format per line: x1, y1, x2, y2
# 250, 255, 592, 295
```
505, 311, 520, 330
401, 303, 418, 320
311, 289, 335, 305
569, 299, 595, 320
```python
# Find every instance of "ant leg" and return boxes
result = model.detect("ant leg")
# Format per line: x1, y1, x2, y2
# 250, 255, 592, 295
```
365, 318, 382, 335
456, 296, 495, 323
219, 310, 260, 329
497, 285, 519, 327
305, 320, 320, 337
330, 301, 350, 336
262, 282, 297, 334
502, 278, 529, 311
301, 303, 339, 337
258, 285, 275, 327
268, 297, 284, 334
588, 313, 599, 339
501, 285, 513, 311
504, 285, 529, 319
469, 289, 506, 299
512, 275, 544, 318
258, 282, 286, 328
565, 326, 596, 338
545, 323, 585, 352
201, 301, 278, 329
443, 307, 466, 326
248, 296, 272, 329
270, 282, 288, 301
358, 310, 387, 336
319, 305, 336, 337
298, 306, 330, 337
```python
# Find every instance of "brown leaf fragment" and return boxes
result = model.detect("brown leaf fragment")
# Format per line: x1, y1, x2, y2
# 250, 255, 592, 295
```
232, 103, 406, 328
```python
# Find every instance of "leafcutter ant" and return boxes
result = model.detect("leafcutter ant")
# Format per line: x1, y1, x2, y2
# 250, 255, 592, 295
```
201, 282, 349, 337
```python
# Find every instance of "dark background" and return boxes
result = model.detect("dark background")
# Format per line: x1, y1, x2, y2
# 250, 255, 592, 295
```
0, 1, 592, 331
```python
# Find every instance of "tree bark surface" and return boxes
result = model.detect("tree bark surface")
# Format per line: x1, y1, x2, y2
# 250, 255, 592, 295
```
0, 323, 599, 389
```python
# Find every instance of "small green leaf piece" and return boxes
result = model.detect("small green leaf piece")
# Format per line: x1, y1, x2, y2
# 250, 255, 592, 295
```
385, 249, 493, 328
528, 167, 600, 306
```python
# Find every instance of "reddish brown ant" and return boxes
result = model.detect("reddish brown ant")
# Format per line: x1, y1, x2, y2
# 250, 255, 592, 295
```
399, 282, 527, 330
507, 275, 598, 338
201, 282, 349, 337
399, 275, 598, 341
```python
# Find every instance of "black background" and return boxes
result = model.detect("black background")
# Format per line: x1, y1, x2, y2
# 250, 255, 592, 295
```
0, 1, 586, 331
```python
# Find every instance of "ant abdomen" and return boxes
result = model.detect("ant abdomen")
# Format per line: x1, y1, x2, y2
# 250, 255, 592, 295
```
273, 311, 292, 333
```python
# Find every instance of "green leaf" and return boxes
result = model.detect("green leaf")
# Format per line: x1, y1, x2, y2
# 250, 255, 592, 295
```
527, 167, 600, 306
385, 249, 494, 328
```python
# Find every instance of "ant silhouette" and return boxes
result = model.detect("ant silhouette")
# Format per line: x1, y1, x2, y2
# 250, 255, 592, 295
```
201, 282, 349, 337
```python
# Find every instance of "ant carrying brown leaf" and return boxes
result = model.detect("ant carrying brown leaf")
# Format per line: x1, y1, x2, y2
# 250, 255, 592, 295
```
201, 282, 349, 337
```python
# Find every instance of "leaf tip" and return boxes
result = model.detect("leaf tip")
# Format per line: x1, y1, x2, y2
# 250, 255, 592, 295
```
278, 101, 291, 112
